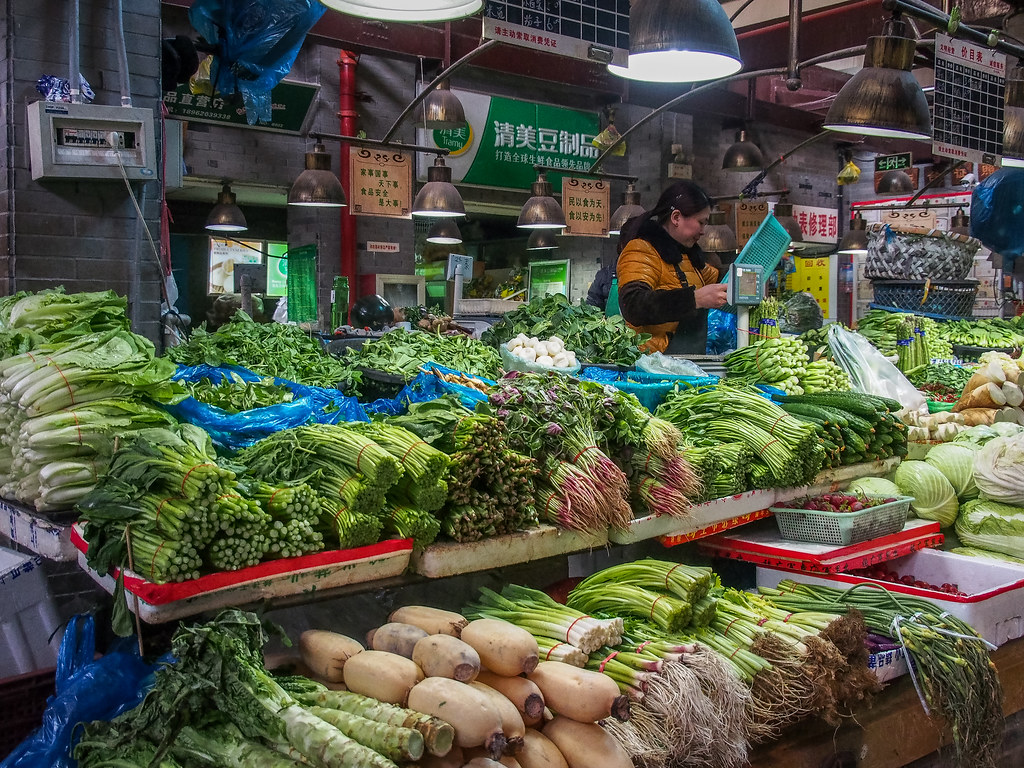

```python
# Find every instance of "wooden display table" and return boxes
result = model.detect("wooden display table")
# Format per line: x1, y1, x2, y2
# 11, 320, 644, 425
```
749, 635, 1024, 767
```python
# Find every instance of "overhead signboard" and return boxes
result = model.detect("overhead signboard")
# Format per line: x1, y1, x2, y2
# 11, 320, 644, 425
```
483, 0, 629, 67
348, 149, 413, 218
420, 89, 600, 192
735, 201, 769, 247
874, 152, 912, 172
933, 32, 1005, 166
163, 80, 318, 134
789, 204, 839, 244
562, 176, 610, 236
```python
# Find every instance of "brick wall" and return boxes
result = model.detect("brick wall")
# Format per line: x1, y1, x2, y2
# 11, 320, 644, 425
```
1, 0, 164, 342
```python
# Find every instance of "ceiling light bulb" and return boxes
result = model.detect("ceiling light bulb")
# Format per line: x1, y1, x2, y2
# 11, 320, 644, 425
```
824, 18, 931, 140
319, 0, 482, 22
527, 229, 559, 250
877, 169, 915, 194
205, 183, 248, 232
517, 171, 566, 230
949, 207, 971, 237
412, 156, 465, 218
773, 201, 805, 250
426, 219, 463, 245
613, 0, 742, 83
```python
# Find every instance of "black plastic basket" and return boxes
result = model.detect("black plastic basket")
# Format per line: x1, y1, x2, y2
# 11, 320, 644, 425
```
871, 280, 979, 318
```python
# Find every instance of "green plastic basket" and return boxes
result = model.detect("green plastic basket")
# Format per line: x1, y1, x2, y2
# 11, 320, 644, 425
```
770, 496, 913, 546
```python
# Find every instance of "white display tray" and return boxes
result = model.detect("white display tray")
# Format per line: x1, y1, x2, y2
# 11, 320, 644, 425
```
0, 497, 77, 561
71, 524, 413, 623
757, 548, 1024, 646
410, 524, 609, 578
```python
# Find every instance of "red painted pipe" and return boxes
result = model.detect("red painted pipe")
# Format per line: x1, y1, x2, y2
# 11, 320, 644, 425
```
338, 50, 358, 307
737, 0, 881, 40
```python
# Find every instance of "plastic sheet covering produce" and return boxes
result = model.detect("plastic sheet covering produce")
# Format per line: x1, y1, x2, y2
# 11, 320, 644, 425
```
363, 362, 495, 416
577, 367, 718, 412
188, 0, 326, 124
971, 168, 1024, 262
827, 324, 926, 415
1, 614, 155, 768
166, 364, 367, 451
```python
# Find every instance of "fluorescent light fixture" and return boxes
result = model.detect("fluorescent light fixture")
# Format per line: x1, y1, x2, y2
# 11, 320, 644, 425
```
319, 0, 482, 23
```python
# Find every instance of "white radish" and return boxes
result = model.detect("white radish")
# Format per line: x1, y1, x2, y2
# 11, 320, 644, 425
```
461, 619, 539, 677
469, 681, 526, 753
475, 671, 545, 723
1002, 382, 1023, 407
533, 341, 549, 357
408, 677, 507, 758
390, 605, 468, 637
343, 650, 423, 705
516, 729, 568, 768
372, 622, 430, 658
413, 635, 481, 682
298, 630, 363, 683
527, 662, 630, 722
542, 717, 632, 768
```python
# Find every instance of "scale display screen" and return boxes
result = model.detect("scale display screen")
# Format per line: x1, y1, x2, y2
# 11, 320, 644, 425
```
729, 263, 764, 305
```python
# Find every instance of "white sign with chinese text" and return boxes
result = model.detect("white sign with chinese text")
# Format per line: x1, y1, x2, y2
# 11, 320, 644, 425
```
789, 204, 840, 244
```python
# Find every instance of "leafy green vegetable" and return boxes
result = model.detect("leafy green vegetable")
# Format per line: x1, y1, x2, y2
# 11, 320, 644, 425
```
481, 294, 648, 366
0, 288, 130, 342
923, 443, 979, 501
340, 328, 502, 386
845, 477, 902, 498
974, 433, 1024, 505
949, 546, 1024, 565
955, 498, 1024, 559
186, 373, 295, 413
894, 460, 959, 527
167, 312, 358, 391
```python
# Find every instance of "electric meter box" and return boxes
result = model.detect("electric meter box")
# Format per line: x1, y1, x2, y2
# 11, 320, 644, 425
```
27, 101, 157, 181
726, 263, 765, 305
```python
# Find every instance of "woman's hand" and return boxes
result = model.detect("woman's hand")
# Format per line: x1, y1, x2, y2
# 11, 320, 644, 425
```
694, 283, 728, 309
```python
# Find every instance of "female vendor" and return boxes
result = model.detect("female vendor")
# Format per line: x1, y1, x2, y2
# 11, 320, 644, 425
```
617, 180, 730, 354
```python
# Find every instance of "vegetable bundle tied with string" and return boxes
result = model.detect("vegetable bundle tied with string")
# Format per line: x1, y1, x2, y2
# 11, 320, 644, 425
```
724, 337, 808, 395
761, 579, 1004, 768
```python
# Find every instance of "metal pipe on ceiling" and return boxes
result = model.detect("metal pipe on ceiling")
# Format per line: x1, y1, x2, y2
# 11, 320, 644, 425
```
338, 51, 358, 306
787, 0, 802, 91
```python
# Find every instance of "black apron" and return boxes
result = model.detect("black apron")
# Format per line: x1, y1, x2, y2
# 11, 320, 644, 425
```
664, 262, 709, 355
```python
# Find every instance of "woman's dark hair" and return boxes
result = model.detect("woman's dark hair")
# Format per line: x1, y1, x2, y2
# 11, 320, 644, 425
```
618, 179, 712, 245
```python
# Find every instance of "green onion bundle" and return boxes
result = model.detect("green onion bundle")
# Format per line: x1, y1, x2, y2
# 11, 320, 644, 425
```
568, 582, 692, 633
383, 503, 441, 548
317, 497, 383, 550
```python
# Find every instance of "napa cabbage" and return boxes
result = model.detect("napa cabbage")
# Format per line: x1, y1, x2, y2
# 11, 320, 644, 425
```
894, 460, 959, 527
955, 499, 1024, 560
924, 443, 978, 501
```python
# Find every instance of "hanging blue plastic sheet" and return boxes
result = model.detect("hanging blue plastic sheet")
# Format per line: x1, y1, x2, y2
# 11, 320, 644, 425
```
363, 363, 495, 416
188, 0, 326, 124
1, 615, 154, 768
971, 168, 1024, 263
706, 308, 738, 355
165, 364, 368, 451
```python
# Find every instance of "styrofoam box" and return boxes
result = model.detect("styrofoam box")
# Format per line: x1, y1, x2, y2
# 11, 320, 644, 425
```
0, 546, 63, 678
757, 548, 1024, 646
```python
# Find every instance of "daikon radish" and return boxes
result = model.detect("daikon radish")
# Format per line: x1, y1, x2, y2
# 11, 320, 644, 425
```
299, 630, 364, 683
994, 406, 1024, 423
419, 745, 464, 768
409, 677, 508, 758
960, 408, 997, 427
542, 717, 632, 768
391, 605, 469, 637
954, 382, 1005, 412
516, 729, 568, 768
965, 361, 1007, 393
1002, 382, 1024, 407
527, 661, 630, 722
372, 622, 430, 658
461, 619, 539, 676
413, 635, 481, 682
469, 681, 526, 754
343, 650, 424, 705
475, 671, 544, 722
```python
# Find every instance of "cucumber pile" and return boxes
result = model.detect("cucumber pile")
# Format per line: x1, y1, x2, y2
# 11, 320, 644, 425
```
774, 392, 909, 468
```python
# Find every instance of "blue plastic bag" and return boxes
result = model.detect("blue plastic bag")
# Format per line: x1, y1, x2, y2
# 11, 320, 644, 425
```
165, 364, 367, 451
363, 363, 495, 416
188, 0, 326, 124
1, 615, 154, 768
971, 168, 1024, 262
707, 308, 738, 355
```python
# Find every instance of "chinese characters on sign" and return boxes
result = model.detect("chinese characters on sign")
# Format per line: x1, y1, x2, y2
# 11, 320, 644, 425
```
562, 177, 609, 236
874, 152, 912, 172
483, 0, 629, 67
162, 81, 318, 134
489, 118, 599, 174
790, 204, 840, 244
735, 201, 769, 247
933, 32, 1006, 165
348, 149, 412, 219
884, 207, 938, 229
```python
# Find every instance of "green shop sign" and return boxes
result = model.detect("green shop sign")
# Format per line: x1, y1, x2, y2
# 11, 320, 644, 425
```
424, 90, 600, 191
163, 80, 319, 134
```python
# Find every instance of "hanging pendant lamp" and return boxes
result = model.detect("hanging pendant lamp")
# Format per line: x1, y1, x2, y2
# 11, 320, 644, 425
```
877, 169, 916, 194
416, 80, 468, 131
722, 130, 765, 172
773, 200, 805, 250
319, 0, 482, 23
837, 213, 869, 255
949, 207, 971, 237
412, 156, 465, 218
608, 183, 645, 235
824, 16, 932, 140
698, 208, 737, 253
611, 0, 742, 83
527, 230, 559, 250
426, 219, 463, 245
288, 140, 346, 207
517, 171, 566, 230
205, 183, 247, 232
1003, 66, 1024, 167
